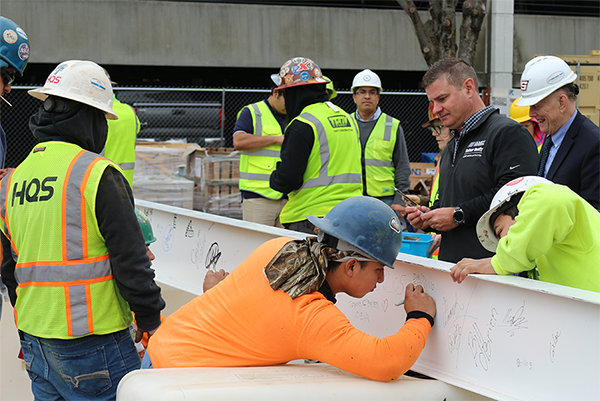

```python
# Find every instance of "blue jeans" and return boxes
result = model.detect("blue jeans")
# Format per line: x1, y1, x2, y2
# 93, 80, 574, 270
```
20, 328, 141, 401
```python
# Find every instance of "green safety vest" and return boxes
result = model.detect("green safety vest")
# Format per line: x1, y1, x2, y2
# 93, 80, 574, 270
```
237, 101, 284, 199
0, 142, 133, 339
280, 102, 363, 224
104, 97, 140, 187
353, 113, 399, 198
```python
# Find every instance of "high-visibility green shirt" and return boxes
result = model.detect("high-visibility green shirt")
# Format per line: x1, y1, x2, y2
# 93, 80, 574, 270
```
280, 102, 363, 224
104, 97, 139, 186
353, 113, 399, 198
491, 183, 600, 292
0, 142, 133, 338
238, 101, 284, 199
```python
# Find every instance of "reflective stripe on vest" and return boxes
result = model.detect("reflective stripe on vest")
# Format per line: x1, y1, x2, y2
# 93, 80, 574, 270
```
362, 113, 398, 197
279, 102, 363, 224
238, 101, 283, 199
104, 99, 139, 187
298, 112, 362, 189
0, 143, 132, 338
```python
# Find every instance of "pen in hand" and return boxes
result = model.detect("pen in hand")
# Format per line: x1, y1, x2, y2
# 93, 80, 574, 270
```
395, 300, 404, 306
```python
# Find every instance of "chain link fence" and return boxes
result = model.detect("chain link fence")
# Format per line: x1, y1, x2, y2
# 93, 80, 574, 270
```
1, 86, 438, 168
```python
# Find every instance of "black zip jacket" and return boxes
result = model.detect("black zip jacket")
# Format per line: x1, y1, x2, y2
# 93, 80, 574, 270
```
433, 108, 538, 263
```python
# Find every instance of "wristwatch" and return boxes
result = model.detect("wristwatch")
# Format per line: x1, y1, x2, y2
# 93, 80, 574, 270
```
453, 206, 465, 225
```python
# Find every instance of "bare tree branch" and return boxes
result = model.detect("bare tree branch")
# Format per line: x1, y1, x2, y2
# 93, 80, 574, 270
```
399, 0, 486, 67
397, 0, 434, 66
458, 0, 487, 65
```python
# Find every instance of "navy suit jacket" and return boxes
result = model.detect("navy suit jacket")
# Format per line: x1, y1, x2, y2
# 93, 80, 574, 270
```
544, 110, 600, 209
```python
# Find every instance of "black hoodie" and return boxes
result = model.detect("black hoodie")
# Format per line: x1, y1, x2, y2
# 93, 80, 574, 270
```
270, 84, 329, 195
1, 102, 165, 332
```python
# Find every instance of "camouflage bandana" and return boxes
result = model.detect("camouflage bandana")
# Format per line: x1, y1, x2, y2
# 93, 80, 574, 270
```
264, 237, 362, 299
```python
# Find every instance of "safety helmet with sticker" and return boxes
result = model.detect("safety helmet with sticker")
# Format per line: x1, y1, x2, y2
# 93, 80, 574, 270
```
0, 16, 30, 77
273, 57, 330, 90
351, 69, 383, 93
307, 196, 402, 268
28, 60, 118, 120
517, 56, 577, 107
476, 176, 553, 252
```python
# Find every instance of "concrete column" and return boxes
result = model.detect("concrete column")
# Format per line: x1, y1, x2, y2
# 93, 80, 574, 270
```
490, 0, 515, 89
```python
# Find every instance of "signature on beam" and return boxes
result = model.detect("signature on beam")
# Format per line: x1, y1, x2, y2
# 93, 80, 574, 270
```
549, 331, 561, 363
498, 302, 528, 336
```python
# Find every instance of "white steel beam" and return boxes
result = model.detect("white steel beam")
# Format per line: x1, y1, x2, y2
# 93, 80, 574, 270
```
137, 200, 600, 401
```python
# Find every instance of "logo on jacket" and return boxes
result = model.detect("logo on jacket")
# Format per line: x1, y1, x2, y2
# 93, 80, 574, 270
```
463, 140, 486, 158
328, 115, 351, 128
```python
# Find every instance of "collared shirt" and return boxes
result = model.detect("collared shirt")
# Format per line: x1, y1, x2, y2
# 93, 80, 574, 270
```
451, 105, 495, 164
542, 109, 577, 177
355, 106, 382, 122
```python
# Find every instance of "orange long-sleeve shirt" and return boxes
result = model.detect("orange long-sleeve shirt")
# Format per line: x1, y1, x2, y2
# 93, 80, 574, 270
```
147, 237, 431, 382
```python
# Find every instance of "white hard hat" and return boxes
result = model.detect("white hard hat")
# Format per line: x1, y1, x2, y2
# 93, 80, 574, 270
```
28, 60, 118, 120
351, 69, 382, 92
517, 56, 577, 107
477, 176, 553, 252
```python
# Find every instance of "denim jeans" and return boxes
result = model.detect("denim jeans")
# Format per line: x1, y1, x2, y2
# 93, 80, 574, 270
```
20, 328, 141, 401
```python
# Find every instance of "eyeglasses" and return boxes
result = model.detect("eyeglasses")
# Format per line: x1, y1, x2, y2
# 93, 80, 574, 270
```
1, 69, 15, 86
429, 126, 443, 135
356, 89, 379, 96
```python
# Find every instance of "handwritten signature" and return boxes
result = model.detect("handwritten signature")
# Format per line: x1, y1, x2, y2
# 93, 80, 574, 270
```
441, 293, 464, 328
205, 242, 222, 271
446, 322, 462, 353
498, 302, 528, 336
468, 322, 492, 371
549, 331, 561, 363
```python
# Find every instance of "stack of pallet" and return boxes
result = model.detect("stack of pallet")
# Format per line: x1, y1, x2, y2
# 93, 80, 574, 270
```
185, 147, 242, 219
133, 142, 194, 209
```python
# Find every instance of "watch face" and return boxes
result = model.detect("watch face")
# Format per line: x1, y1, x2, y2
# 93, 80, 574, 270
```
454, 208, 464, 223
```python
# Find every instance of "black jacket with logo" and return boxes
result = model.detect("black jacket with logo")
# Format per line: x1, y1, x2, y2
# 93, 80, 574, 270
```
433, 108, 538, 263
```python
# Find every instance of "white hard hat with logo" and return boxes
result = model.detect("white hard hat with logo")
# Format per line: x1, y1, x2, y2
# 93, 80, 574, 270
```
28, 60, 118, 120
476, 176, 554, 252
517, 56, 577, 107
351, 69, 383, 93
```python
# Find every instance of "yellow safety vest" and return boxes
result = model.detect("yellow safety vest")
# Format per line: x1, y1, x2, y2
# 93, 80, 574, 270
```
353, 113, 399, 198
0, 142, 133, 339
280, 102, 363, 224
104, 98, 139, 187
237, 101, 284, 199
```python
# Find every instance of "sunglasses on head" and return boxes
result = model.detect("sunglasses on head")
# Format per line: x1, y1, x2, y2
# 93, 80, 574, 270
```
1, 69, 15, 86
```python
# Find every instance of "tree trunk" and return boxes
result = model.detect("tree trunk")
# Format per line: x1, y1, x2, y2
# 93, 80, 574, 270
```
398, 0, 487, 67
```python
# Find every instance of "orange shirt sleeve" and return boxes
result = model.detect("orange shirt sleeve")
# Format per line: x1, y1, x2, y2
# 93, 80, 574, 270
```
296, 296, 431, 382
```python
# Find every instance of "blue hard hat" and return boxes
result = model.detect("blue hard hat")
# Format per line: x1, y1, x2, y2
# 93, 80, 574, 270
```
1, 16, 30, 76
307, 196, 402, 267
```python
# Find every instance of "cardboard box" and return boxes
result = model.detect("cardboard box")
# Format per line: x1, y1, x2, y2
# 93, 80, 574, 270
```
409, 162, 435, 193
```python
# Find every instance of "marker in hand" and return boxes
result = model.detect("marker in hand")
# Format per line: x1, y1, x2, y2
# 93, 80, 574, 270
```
392, 187, 423, 215
395, 300, 405, 306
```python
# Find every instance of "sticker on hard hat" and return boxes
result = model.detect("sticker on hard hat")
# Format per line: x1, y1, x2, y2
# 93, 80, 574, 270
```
389, 217, 400, 233
90, 78, 106, 91
3, 29, 17, 44
520, 80, 529, 91
364, 75, 371, 82
284, 75, 293, 84
507, 177, 525, 186
18, 43, 29, 61
16, 28, 28, 40
300, 71, 310, 81
314, 68, 322, 78
547, 71, 565, 84
292, 61, 312, 74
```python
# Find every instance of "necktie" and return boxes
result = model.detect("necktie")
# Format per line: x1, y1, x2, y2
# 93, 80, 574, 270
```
537, 135, 553, 177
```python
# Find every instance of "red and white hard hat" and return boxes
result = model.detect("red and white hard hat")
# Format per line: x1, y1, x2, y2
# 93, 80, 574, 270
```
476, 176, 553, 252
272, 57, 329, 90
517, 56, 577, 107
28, 60, 118, 120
